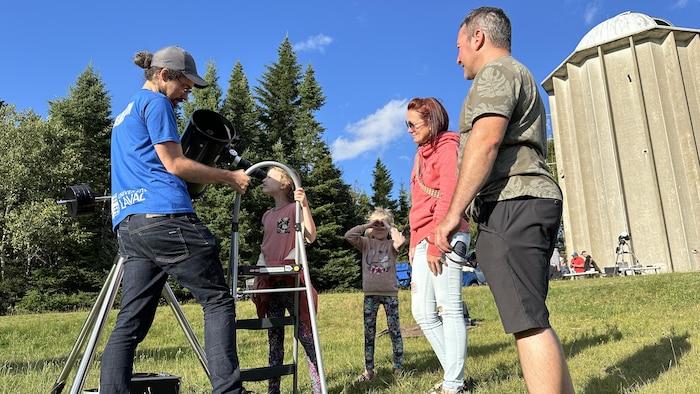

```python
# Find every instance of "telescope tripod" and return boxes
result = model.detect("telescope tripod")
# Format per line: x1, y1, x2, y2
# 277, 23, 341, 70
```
50, 255, 209, 394
615, 241, 640, 269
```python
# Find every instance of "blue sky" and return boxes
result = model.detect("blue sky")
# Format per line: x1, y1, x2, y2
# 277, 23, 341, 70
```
3, 0, 699, 197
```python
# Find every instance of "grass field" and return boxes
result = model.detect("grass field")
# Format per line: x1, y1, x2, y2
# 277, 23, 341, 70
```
1, 271, 700, 393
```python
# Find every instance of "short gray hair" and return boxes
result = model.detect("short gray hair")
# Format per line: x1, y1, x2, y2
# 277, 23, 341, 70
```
461, 7, 512, 52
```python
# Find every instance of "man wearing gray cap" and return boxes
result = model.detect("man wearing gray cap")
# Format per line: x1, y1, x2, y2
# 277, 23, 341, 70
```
100, 46, 249, 394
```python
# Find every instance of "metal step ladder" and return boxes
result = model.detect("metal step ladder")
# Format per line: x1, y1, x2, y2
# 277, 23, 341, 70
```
229, 161, 327, 394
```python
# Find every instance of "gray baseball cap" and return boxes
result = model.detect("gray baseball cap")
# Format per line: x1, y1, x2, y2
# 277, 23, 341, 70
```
151, 46, 208, 88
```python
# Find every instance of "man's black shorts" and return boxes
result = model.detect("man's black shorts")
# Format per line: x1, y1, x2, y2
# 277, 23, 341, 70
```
475, 198, 562, 334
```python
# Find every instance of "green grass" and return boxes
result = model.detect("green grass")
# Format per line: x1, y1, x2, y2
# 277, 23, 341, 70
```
2, 272, 700, 393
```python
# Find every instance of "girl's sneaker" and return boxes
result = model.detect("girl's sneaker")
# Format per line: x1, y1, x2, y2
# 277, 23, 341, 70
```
356, 369, 374, 382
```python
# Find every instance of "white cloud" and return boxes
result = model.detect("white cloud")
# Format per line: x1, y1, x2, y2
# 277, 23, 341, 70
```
672, 0, 688, 9
583, 1, 601, 25
293, 34, 334, 53
331, 99, 408, 162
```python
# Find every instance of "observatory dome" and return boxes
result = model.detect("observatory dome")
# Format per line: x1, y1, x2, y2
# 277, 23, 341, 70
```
575, 11, 673, 51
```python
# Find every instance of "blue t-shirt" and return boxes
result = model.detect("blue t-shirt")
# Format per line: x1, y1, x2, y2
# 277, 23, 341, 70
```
110, 89, 193, 229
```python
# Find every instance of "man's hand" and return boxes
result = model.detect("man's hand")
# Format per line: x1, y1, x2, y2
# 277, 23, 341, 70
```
227, 169, 250, 194
435, 213, 462, 255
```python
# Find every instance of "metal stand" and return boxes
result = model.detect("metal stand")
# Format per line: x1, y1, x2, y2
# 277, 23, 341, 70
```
230, 161, 328, 394
50, 255, 209, 394
52, 161, 327, 394
615, 240, 640, 272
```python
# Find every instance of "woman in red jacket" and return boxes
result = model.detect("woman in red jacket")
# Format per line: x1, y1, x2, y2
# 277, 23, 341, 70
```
407, 97, 470, 394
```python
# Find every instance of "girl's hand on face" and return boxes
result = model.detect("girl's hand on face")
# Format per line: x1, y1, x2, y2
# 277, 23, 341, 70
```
369, 219, 387, 230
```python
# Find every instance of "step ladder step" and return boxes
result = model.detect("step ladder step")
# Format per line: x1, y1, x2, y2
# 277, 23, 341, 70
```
241, 364, 296, 382
239, 265, 302, 276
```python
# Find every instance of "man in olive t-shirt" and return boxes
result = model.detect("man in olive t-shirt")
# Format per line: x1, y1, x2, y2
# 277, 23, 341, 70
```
435, 7, 574, 394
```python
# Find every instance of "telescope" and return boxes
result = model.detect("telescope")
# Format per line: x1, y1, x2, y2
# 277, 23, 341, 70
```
618, 231, 630, 244
57, 110, 266, 216
181, 109, 267, 199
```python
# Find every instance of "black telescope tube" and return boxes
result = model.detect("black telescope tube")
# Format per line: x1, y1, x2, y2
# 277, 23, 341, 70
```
227, 150, 267, 180
180, 109, 234, 199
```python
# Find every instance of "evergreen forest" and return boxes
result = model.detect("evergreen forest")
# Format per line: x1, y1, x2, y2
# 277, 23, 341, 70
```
0, 38, 412, 315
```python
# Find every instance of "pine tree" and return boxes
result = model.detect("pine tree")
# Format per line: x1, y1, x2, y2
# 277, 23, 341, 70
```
0, 66, 115, 311
181, 61, 223, 125
48, 64, 112, 195
370, 157, 398, 213
546, 138, 558, 181
0, 105, 72, 311
395, 182, 411, 262
204, 61, 268, 278
250, 38, 362, 290
254, 36, 302, 163
304, 144, 361, 290
221, 61, 261, 160
175, 61, 263, 295
350, 182, 373, 222
46, 65, 116, 285
395, 182, 411, 231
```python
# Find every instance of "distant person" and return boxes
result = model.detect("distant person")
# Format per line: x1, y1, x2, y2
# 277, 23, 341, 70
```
434, 7, 575, 393
344, 207, 405, 382
252, 166, 321, 394
559, 256, 570, 275
101, 46, 249, 394
570, 252, 585, 273
407, 97, 470, 394
462, 252, 479, 324
549, 247, 562, 280
581, 250, 601, 272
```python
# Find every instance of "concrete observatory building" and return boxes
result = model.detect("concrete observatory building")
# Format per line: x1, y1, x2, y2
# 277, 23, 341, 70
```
542, 11, 700, 272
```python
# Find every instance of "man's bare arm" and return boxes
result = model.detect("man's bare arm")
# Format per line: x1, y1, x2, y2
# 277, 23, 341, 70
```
434, 115, 508, 251
155, 141, 249, 194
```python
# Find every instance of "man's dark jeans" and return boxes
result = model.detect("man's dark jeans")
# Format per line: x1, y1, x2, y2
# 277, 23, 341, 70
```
99, 213, 243, 394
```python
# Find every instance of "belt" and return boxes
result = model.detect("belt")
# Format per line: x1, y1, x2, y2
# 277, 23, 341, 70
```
144, 213, 193, 219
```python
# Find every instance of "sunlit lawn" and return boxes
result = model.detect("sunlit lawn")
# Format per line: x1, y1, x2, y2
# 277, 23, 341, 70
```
1, 272, 700, 393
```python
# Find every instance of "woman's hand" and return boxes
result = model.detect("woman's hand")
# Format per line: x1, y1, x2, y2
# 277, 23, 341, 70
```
427, 253, 446, 276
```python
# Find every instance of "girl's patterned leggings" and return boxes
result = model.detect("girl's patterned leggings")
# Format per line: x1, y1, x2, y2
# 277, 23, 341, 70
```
267, 292, 321, 394
363, 294, 404, 371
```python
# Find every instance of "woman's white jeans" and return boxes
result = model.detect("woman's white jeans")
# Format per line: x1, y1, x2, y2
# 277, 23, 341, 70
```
411, 240, 467, 391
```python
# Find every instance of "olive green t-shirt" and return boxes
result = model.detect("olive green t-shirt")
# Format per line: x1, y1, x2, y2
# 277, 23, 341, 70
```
458, 55, 561, 218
